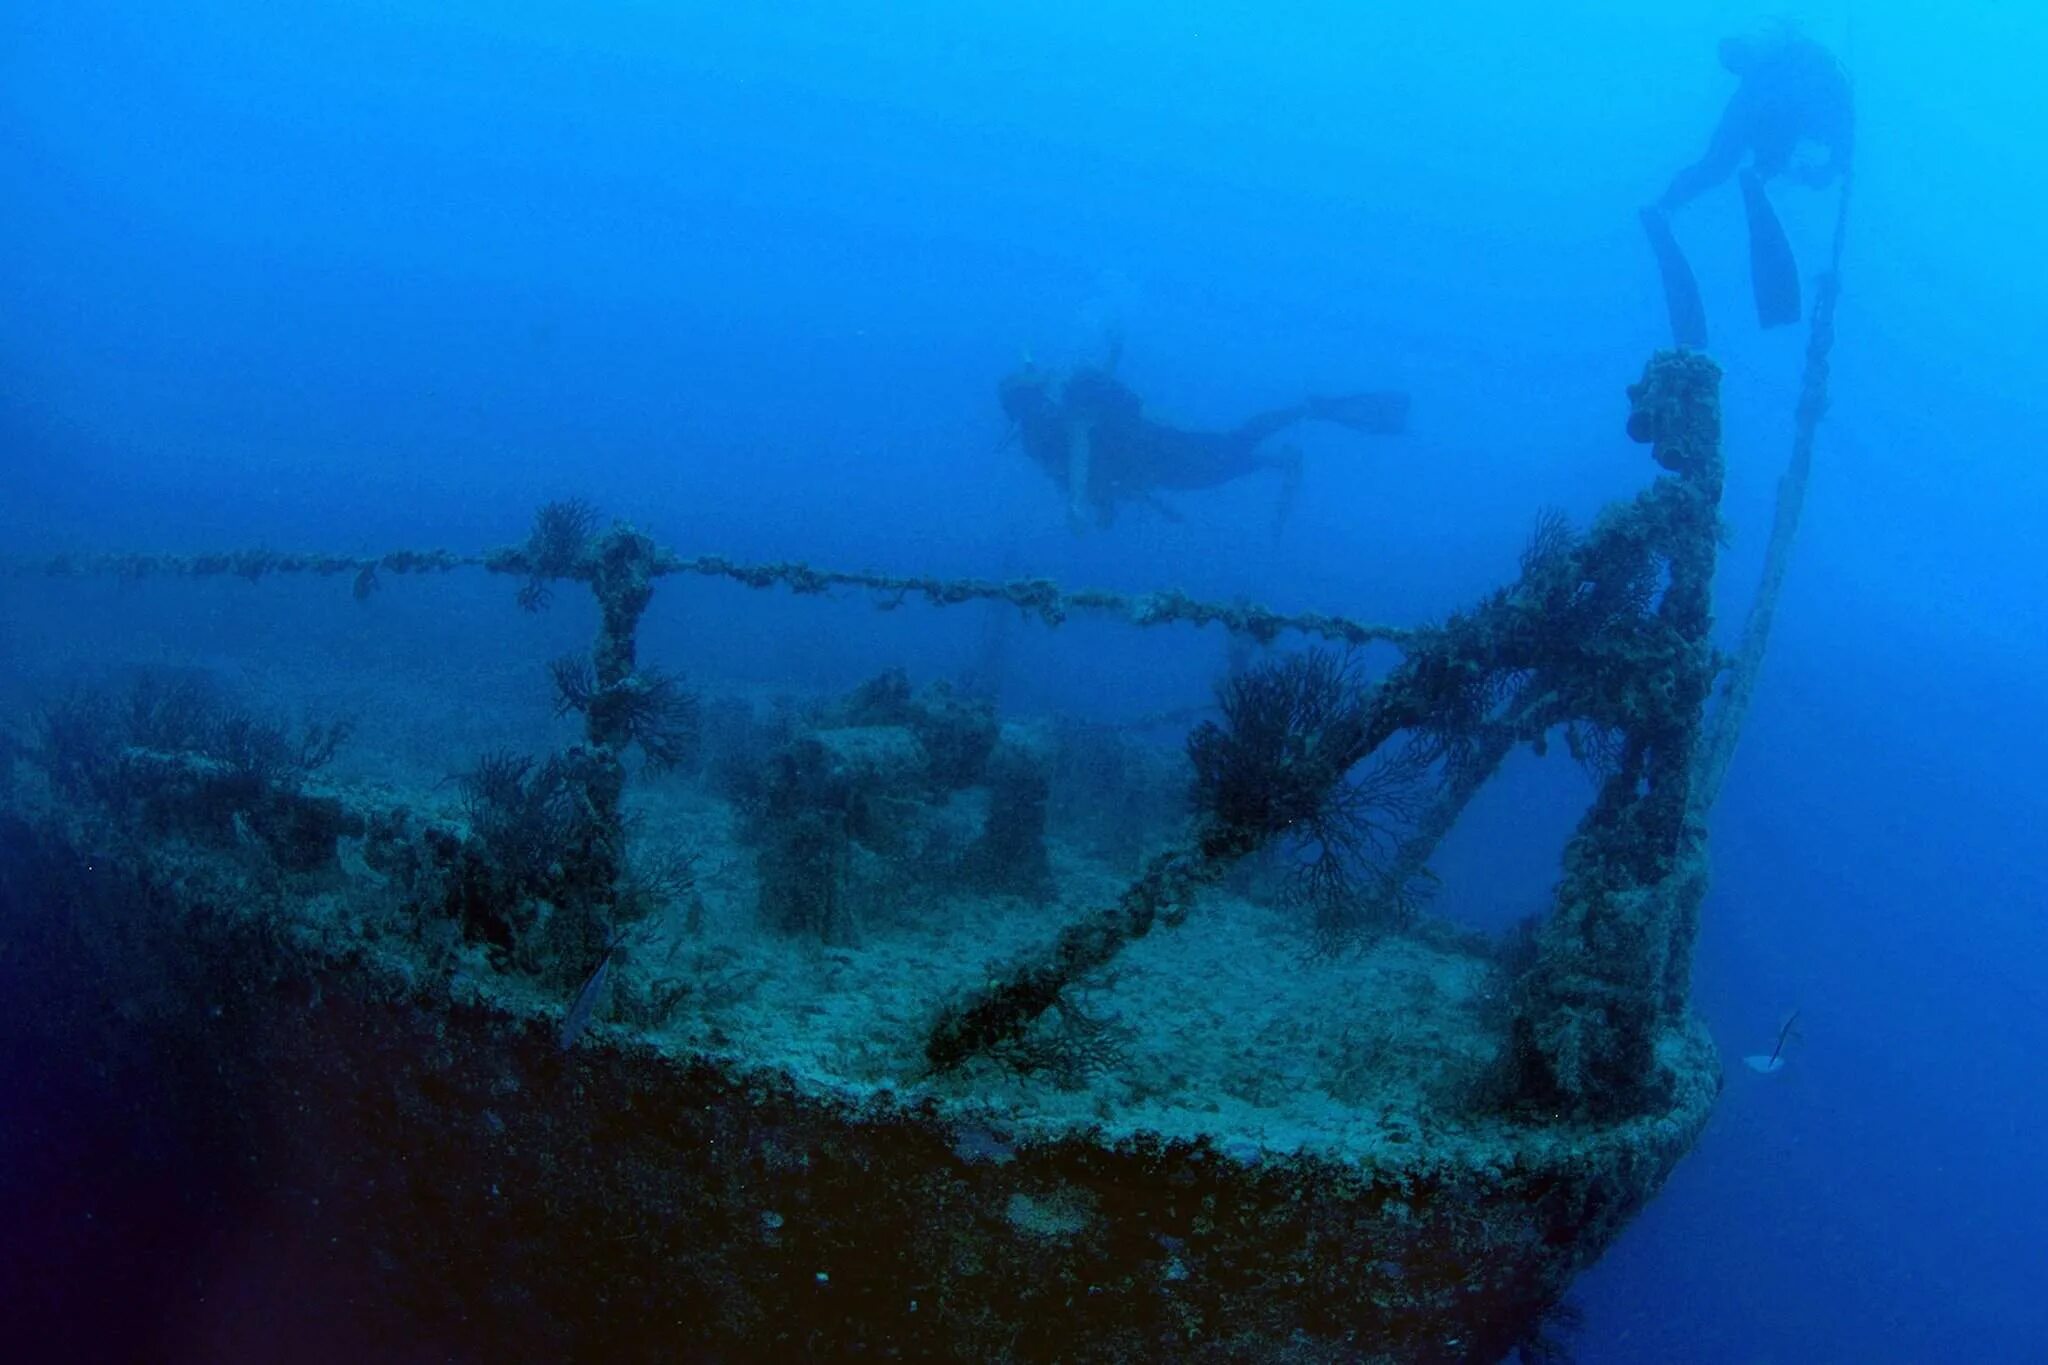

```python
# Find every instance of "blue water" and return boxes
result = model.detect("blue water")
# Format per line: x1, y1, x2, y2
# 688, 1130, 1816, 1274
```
4, 3, 2045, 1359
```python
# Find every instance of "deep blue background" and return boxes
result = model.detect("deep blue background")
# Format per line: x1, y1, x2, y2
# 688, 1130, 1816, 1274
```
4, 3, 2045, 1359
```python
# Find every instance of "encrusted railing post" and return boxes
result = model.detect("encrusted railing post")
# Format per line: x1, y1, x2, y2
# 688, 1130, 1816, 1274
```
563, 526, 660, 921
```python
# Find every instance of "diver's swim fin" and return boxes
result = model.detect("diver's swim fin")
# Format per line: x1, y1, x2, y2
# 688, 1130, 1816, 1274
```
1310, 391, 1410, 436
1740, 169, 1802, 330
1640, 207, 1708, 349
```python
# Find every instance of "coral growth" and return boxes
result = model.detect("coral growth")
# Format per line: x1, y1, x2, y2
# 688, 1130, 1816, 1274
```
985, 993, 1131, 1090
458, 750, 578, 892
757, 808, 854, 943
737, 669, 1048, 941
517, 497, 600, 611
842, 667, 998, 790
957, 738, 1056, 900
1188, 650, 1378, 856
1185, 649, 1432, 944
28, 672, 357, 870
549, 655, 702, 773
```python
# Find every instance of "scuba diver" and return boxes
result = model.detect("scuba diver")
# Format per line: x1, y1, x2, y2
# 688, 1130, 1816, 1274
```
997, 349, 1409, 533
1641, 26, 1854, 347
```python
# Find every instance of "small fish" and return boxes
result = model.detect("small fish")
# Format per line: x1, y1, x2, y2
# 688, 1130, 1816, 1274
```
1742, 1008, 1801, 1075
558, 935, 622, 1050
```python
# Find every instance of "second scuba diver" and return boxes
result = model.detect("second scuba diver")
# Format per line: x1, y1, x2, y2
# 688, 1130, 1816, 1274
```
998, 348, 1409, 533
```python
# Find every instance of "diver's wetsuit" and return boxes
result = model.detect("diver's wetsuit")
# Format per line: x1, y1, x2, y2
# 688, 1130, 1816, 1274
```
1062, 368, 1339, 492
1658, 33, 1854, 212
1000, 365, 1407, 528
